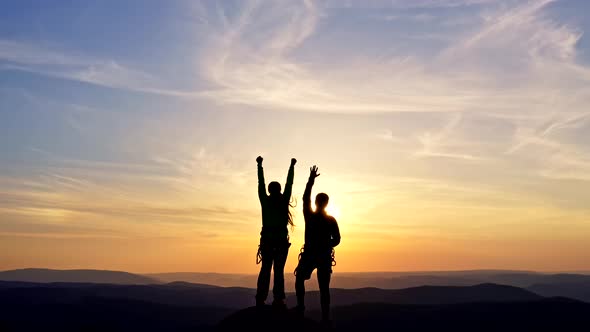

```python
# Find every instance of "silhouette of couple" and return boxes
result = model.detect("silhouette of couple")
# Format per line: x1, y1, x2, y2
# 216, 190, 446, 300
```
255, 156, 341, 323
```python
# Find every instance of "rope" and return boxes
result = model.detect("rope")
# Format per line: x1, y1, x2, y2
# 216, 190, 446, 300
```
293, 245, 305, 276
331, 248, 337, 267
256, 244, 262, 265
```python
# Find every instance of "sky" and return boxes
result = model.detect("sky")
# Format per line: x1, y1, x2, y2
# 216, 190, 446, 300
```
1, 0, 590, 274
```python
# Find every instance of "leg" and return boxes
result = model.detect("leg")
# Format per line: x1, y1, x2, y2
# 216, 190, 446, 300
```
294, 254, 312, 311
255, 249, 273, 306
272, 244, 289, 303
317, 264, 332, 321
295, 274, 306, 311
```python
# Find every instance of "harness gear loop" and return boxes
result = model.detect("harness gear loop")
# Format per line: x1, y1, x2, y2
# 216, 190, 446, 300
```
293, 245, 306, 276
331, 247, 337, 267
256, 235, 290, 265
256, 244, 263, 265
293, 245, 337, 275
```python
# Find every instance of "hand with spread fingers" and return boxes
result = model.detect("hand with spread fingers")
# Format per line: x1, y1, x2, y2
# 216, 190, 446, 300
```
309, 165, 320, 179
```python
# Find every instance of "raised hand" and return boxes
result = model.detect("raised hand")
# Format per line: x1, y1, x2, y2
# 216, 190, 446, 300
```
291, 158, 297, 166
309, 165, 320, 179
256, 156, 263, 165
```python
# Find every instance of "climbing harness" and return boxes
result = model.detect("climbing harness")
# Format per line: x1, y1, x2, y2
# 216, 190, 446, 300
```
293, 245, 336, 276
256, 236, 291, 265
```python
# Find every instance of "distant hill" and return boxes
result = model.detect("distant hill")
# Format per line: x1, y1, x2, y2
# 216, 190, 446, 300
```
12, 269, 590, 290
0, 281, 542, 311
0, 281, 256, 309
528, 281, 590, 302
146, 270, 590, 291
475, 272, 590, 288
290, 283, 541, 309
146, 271, 515, 290
147, 272, 257, 287
0, 268, 159, 284
7, 269, 590, 302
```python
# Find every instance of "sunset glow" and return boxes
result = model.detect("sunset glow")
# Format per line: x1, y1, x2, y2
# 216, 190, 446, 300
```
1, 0, 590, 274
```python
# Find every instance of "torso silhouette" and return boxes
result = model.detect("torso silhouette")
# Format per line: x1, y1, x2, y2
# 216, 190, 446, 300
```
303, 211, 339, 253
302, 176, 340, 253
258, 163, 294, 242
259, 195, 290, 240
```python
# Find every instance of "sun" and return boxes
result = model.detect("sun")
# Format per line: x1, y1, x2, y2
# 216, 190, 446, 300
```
326, 204, 341, 220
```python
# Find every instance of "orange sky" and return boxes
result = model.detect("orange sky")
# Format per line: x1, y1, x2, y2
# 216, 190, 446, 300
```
2, 0, 590, 273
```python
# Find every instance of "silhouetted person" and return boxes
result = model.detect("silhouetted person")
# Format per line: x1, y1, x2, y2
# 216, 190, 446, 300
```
255, 156, 296, 308
294, 165, 341, 323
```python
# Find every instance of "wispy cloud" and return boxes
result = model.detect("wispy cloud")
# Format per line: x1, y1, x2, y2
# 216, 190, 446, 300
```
506, 112, 590, 181
152, 146, 251, 191
4, 0, 585, 120
1, 144, 257, 228
0, 39, 191, 96
325, 0, 499, 9
195, 1, 481, 114
441, 0, 577, 62
376, 13, 437, 22
375, 129, 400, 142
413, 113, 483, 161
0, 168, 256, 232
192, 0, 590, 182
0, 231, 126, 240
193, 0, 586, 119
3, 0, 588, 181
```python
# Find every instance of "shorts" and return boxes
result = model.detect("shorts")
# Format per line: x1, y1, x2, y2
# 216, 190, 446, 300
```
294, 247, 335, 280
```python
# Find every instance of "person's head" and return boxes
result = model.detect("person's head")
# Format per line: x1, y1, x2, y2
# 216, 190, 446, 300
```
268, 181, 282, 196
315, 193, 329, 212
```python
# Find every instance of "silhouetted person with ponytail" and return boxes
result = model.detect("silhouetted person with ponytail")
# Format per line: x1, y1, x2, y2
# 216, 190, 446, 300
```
294, 165, 341, 324
255, 156, 296, 308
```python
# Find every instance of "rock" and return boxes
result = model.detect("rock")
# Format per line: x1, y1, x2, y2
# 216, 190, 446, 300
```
215, 305, 326, 332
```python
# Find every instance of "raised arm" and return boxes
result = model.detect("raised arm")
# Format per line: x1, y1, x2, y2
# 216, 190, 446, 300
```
256, 156, 266, 202
330, 219, 341, 247
303, 165, 320, 216
283, 158, 296, 201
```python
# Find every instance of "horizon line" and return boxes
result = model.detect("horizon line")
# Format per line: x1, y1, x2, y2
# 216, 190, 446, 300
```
3, 267, 590, 275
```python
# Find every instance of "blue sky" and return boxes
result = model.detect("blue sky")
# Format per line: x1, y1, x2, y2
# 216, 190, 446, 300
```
1, 0, 590, 273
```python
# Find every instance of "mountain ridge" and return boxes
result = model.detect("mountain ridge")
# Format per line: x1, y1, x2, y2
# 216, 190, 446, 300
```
0, 268, 159, 285
0, 278, 587, 331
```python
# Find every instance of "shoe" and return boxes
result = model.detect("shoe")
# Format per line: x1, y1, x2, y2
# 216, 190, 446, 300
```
321, 318, 333, 329
293, 305, 305, 319
256, 299, 266, 307
271, 299, 287, 310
